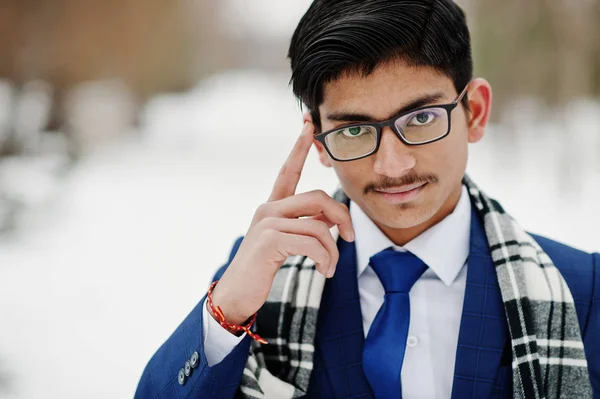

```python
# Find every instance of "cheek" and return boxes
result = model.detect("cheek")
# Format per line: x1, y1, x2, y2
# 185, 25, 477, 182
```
443, 141, 468, 187
331, 161, 371, 192
420, 128, 468, 182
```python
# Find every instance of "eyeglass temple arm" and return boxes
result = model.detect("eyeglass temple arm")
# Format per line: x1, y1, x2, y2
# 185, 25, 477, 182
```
454, 83, 470, 104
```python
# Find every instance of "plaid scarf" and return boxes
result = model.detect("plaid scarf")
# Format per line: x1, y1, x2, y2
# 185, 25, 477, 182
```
238, 176, 592, 399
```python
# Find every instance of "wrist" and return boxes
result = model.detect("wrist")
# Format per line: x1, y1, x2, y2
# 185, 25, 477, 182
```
210, 282, 254, 325
206, 300, 246, 336
206, 280, 267, 344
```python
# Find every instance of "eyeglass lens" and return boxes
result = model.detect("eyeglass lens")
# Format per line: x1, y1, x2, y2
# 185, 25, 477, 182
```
324, 107, 449, 160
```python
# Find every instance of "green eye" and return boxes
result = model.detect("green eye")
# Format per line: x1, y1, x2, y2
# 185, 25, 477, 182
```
416, 113, 430, 123
335, 125, 372, 138
407, 111, 438, 126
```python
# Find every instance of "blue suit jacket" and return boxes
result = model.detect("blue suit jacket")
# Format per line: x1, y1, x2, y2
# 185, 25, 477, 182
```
135, 206, 600, 398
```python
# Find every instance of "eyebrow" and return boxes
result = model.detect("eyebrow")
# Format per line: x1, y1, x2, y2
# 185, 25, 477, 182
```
325, 92, 447, 123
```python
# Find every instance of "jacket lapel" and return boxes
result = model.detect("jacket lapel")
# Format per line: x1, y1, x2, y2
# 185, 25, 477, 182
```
451, 205, 511, 399
314, 235, 373, 398
319, 190, 510, 398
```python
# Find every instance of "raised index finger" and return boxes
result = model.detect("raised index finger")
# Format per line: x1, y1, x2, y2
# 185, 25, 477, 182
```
268, 121, 315, 202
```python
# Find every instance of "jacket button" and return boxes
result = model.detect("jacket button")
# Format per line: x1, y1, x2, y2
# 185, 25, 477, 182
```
184, 360, 192, 377
178, 368, 186, 385
190, 351, 199, 368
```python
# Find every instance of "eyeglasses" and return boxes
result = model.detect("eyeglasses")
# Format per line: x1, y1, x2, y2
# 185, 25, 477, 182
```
314, 84, 469, 162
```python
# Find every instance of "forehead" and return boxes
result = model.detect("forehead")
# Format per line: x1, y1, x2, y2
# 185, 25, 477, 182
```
320, 61, 455, 121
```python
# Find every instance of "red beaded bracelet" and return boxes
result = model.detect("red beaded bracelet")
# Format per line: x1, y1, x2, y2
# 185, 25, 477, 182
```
207, 280, 268, 344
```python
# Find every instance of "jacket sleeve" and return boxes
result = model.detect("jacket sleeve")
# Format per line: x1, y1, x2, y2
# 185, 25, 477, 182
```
134, 237, 249, 399
584, 252, 600, 398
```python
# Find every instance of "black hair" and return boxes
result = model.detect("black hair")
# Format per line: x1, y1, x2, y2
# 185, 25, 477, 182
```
288, 0, 472, 132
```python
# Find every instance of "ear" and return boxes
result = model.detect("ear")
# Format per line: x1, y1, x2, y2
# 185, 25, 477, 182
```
303, 111, 333, 167
465, 78, 493, 144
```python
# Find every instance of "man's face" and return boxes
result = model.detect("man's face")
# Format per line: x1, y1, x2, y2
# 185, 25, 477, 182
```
314, 61, 479, 234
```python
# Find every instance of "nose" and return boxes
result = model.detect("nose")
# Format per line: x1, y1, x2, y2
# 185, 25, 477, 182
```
372, 127, 416, 177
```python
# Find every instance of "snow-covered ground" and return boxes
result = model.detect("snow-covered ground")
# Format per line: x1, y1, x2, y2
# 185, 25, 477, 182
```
0, 71, 598, 398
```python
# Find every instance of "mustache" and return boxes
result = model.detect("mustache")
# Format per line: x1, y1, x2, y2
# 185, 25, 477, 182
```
363, 173, 438, 195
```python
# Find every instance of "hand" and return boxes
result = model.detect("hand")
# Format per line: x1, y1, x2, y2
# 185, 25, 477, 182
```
208, 117, 355, 327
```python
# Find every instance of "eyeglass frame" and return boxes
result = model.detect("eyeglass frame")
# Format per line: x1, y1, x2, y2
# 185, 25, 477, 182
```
313, 83, 470, 162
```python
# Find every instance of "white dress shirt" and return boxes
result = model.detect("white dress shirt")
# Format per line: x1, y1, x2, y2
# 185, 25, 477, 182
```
202, 185, 472, 399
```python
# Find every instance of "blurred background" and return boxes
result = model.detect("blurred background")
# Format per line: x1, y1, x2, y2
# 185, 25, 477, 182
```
0, 0, 599, 397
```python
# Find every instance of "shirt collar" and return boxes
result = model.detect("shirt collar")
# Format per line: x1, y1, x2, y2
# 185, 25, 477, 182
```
351, 185, 471, 287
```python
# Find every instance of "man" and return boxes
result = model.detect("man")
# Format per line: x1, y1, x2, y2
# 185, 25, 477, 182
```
135, 1, 600, 398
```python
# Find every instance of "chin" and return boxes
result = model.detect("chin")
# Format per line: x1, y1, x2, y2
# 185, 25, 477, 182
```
385, 208, 435, 229
371, 201, 438, 229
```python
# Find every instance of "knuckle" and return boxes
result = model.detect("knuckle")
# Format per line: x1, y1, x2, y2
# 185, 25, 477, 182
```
304, 189, 330, 209
320, 247, 332, 264
255, 202, 271, 219
339, 202, 349, 212
307, 189, 326, 200
258, 216, 277, 229
308, 235, 329, 260
313, 220, 332, 237
304, 234, 319, 247
315, 189, 330, 201
261, 227, 279, 243
338, 202, 351, 220
330, 252, 339, 267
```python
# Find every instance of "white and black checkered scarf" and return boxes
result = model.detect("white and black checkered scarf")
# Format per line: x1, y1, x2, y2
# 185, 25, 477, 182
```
237, 175, 592, 399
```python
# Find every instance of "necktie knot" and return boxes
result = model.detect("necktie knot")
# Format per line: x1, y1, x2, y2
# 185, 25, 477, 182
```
368, 248, 427, 294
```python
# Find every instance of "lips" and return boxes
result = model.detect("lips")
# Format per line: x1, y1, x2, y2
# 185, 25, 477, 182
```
376, 182, 427, 194
375, 182, 428, 204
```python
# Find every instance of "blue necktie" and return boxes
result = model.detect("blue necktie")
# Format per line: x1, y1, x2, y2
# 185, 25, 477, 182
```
362, 248, 428, 399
